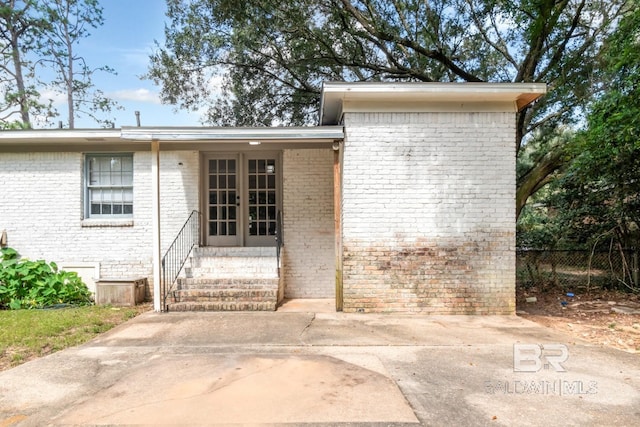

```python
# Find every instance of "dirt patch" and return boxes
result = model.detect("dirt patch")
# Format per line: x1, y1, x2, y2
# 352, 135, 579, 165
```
517, 288, 640, 353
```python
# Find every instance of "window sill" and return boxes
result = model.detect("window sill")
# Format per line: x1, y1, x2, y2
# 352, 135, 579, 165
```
81, 219, 134, 228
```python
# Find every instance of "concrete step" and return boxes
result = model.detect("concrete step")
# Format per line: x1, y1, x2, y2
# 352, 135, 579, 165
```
167, 301, 277, 312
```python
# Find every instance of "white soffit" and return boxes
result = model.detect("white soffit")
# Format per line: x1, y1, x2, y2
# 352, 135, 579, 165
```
319, 82, 547, 125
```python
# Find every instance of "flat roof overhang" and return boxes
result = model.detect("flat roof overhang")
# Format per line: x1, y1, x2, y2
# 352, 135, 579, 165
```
121, 126, 344, 150
0, 128, 122, 144
120, 126, 344, 141
319, 82, 547, 125
0, 126, 344, 151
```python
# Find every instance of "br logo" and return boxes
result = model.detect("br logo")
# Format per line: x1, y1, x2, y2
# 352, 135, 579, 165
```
513, 344, 569, 372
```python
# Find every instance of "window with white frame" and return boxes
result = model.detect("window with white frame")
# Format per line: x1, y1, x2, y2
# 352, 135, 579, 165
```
85, 154, 133, 218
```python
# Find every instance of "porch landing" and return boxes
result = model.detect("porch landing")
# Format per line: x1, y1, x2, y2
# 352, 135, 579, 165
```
166, 247, 280, 312
278, 298, 335, 313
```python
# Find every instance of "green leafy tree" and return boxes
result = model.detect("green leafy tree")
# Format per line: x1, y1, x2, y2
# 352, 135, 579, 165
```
0, 0, 52, 128
516, 128, 576, 249
520, 0, 640, 251
559, 0, 640, 249
0, 0, 118, 129
148, 0, 628, 216
38, 0, 119, 128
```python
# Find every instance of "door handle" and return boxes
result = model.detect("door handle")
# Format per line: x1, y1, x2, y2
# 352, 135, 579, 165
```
236, 195, 240, 206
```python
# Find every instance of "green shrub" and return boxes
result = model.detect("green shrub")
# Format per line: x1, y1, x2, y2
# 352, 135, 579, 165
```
0, 248, 92, 309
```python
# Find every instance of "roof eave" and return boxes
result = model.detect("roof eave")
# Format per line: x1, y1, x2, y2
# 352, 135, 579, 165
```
0, 128, 122, 145
120, 126, 344, 142
0, 126, 345, 149
319, 82, 547, 125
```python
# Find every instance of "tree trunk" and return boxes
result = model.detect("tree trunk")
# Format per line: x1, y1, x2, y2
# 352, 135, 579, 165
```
66, 27, 74, 129
516, 148, 566, 219
11, 30, 31, 127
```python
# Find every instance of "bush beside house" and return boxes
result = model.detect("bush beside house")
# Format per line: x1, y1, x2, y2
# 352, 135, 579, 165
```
0, 248, 92, 309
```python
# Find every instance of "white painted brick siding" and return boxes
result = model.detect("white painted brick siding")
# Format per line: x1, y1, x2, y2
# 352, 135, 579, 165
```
0, 150, 200, 300
1, 112, 516, 314
341, 112, 516, 314
159, 151, 200, 251
282, 149, 335, 298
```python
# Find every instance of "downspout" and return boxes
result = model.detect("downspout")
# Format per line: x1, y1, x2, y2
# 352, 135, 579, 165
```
151, 139, 162, 312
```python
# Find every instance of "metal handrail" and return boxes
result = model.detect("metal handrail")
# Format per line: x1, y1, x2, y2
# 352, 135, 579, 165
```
275, 210, 284, 273
161, 210, 200, 312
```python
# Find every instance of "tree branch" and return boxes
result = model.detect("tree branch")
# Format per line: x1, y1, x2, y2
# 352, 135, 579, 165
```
339, 0, 482, 82
465, 0, 518, 68
516, 0, 571, 82
516, 147, 567, 218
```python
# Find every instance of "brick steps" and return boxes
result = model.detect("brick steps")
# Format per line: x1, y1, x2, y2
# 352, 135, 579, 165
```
168, 301, 277, 311
185, 267, 276, 278
172, 287, 277, 302
177, 278, 278, 288
166, 247, 279, 312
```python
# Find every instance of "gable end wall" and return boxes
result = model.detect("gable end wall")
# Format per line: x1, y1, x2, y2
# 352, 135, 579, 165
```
341, 111, 515, 314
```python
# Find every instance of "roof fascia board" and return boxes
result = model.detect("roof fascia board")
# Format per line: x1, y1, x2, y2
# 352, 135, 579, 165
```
0, 126, 345, 150
322, 81, 546, 95
0, 129, 121, 144
319, 82, 547, 125
0, 143, 150, 153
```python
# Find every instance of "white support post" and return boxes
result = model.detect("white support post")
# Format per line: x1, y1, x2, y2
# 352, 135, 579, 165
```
151, 140, 162, 312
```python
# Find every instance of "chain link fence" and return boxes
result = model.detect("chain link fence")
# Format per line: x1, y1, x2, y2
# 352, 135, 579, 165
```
517, 249, 640, 293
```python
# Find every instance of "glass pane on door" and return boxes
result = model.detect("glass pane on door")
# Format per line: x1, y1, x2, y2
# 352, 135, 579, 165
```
247, 158, 277, 237
208, 158, 238, 240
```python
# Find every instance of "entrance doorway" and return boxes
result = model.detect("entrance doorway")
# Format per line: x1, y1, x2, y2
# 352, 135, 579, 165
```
205, 152, 281, 247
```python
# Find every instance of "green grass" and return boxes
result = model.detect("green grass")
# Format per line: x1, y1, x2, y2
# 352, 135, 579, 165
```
0, 304, 149, 370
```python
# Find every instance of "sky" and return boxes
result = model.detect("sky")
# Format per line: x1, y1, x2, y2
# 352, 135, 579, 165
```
54, 0, 204, 128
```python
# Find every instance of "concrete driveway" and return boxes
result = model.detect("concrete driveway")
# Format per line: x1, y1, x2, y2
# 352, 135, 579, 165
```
1, 300, 639, 426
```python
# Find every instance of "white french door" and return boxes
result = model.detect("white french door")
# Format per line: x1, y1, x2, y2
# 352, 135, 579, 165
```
205, 152, 280, 247
206, 155, 240, 246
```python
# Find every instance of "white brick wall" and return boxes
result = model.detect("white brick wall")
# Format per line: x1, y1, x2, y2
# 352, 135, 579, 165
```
0, 113, 516, 314
0, 150, 200, 299
159, 151, 200, 251
282, 149, 335, 298
341, 112, 516, 314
